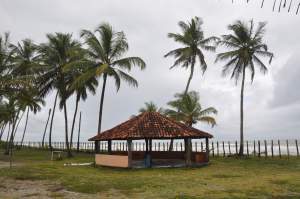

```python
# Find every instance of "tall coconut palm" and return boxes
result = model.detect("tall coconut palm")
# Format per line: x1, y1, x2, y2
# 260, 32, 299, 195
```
79, 23, 146, 134
215, 20, 273, 156
165, 17, 217, 94
66, 62, 98, 149
9, 39, 42, 146
165, 91, 217, 127
39, 33, 83, 157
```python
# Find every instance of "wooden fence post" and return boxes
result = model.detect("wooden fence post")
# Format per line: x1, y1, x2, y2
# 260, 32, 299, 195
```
246, 141, 249, 156
235, 141, 238, 155
212, 142, 214, 157
217, 141, 219, 157
264, 140, 268, 158
228, 141, 231, 155
278, 140, 281, 158
258, 140, 261, 158
286, 140, 290, 159
296, 140, 299, 157
222, 141, 225, 157
271, 140, 274, 158
254, 140, 256, 157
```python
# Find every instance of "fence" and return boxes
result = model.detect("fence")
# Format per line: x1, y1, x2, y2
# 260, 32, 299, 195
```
3, 139, 300, 158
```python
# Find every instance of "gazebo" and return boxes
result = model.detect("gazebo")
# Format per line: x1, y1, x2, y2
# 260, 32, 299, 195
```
89, 112, 213, 168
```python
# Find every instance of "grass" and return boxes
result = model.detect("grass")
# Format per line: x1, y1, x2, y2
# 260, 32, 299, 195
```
0, 147, 300, 198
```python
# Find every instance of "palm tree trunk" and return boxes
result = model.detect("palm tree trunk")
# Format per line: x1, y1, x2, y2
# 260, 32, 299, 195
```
42, 109, 52, 147
5, 114, 18, 155
184, 61, 195, 95
70, 95, 79, 149
0, 124, 6, 140
239, 66, 246, 156
48, 91, 58, 150
63, 102, 72, 157
13, 111, 25, 138
5, 124, 10, 144
20, 108, 30, 147
77, 111, 82, 153
97, 74, 107, 134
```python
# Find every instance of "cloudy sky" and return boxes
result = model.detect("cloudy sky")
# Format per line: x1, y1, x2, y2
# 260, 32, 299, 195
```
1, 0, 299, 142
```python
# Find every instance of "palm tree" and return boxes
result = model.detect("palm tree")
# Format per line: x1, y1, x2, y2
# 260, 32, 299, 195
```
165, 17, 217, 94
9, 39, 42, 147
138, 101, 164, 113
165, 91, 217, 127
215, 20, 273, 156
79, 23, 146, 134
41, 108, 51, 147
66, 63, 98, 149
39, 33, 83, 157
18, 89, 44, 147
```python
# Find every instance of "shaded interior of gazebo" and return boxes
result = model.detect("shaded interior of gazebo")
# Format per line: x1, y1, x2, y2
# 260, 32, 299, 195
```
89, 112, 213, 168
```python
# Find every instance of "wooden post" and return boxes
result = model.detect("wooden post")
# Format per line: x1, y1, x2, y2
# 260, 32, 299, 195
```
176, 142, 178, 151
145, 139, 149, 152
149, 139, 152, 152
94, 141, 99, 153
212, 142, 214, 157
127, 140, 132, 168
180, 142, 183, 151
296, 140, 299, 157
228, 141, 231, 155
254, 140, 256, 157
235, 141, 238, 155
246, 141, 249, 156
205, 138, 209, 161
201, 142, 203, 152
163, 142, 165, 151
195, 142, 198, 152
158, 142, 160, 151
217, 141, 219, 157
108, 140, 112, 154
264, 140, 267, 158
278, 140, 281, 158
167, 142, 169, 151
222, 141, 225, 157
258, 140, 261, 158
286, 140, 290, 159
185, 138, 192, 167
271, 140, 274, 158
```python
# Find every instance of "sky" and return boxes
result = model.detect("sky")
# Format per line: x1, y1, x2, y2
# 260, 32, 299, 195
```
0, 0, 299, 142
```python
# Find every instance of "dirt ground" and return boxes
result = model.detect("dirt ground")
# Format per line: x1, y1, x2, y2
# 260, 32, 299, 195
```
0, 177, 130, 199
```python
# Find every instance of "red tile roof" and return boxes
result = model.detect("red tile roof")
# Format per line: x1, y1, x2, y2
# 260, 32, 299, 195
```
89, 112, 213, 141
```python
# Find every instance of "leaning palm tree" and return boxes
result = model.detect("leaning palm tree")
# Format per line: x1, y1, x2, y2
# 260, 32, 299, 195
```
215, 20, 273, 156
66, 63, 98, 149
165, 17, 217, 94
39, 33, 83, 157
138, 101, 164, 114
9, 39, 42, 147
18, 89, 44, 147
79, 23, 146, 134
165, 91, 217, 127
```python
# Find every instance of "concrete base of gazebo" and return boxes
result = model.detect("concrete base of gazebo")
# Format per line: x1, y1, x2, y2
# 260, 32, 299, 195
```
95, 154, 209, 168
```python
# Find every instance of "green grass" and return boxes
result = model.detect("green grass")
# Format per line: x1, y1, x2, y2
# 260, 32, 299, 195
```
0, 147, 300, 198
